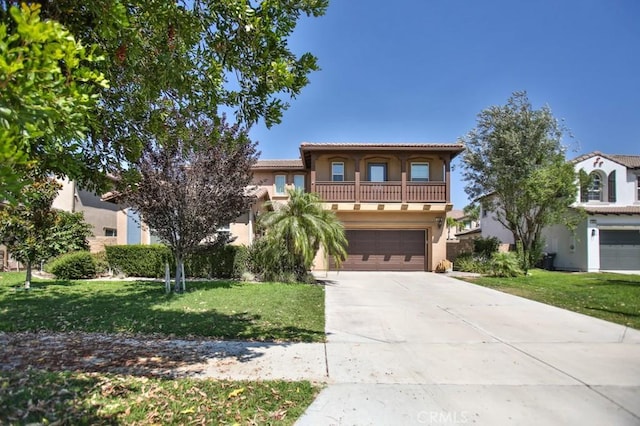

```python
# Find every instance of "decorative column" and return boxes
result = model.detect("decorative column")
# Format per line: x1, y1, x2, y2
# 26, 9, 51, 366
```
310, 155, 316, 193
354, 155, 361, 203
400, 155, 408, 203
444, 157, 451, 202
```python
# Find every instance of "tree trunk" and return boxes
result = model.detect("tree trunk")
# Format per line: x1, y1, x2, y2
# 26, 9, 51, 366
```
181, 262, 186, 292
174, 254, 182, 293
25, 260, 32, 290
164, 262, 171, 294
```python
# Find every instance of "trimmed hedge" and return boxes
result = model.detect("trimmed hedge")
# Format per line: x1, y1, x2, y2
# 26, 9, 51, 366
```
105, 245, 171, 278
105, 244, 248, 279
186, 244, 248, 279
46, 251, 97, 280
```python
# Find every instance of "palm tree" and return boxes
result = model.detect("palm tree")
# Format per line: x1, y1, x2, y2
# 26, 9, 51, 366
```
446, 216, 459, 240
259, 189, 347, 281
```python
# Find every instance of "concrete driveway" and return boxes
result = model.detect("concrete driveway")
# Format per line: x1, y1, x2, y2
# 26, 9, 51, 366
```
297, 271, 640, 425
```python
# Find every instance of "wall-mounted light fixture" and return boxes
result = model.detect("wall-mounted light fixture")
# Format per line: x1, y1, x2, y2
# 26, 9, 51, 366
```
437, 217, 443, 228
591, 229, 597, 237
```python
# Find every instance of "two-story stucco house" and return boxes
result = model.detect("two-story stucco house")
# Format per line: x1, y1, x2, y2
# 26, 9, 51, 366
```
116, 142, 465, 271
481, 151, 640, 271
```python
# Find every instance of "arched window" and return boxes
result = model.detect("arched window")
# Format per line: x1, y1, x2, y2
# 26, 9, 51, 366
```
588, 172, 603, 201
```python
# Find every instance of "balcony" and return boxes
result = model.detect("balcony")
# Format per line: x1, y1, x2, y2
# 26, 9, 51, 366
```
314, 181, 447, 203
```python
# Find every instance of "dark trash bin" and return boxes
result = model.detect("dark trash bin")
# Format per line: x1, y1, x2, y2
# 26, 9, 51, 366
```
541, 253, 556, 270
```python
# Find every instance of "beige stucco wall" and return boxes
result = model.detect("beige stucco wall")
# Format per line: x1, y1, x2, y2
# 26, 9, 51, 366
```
252, 172, 307, 199
75, 190, 119, 237
116, 210, 128, 245
313, 155, 446, 182
51, 178, 75, 211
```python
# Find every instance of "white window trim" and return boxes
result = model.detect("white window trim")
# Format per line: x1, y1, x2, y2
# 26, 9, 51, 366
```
293, 174, 305, 191
587, 172, 603, 202
274, 174, 287, 195
410, 162, 430, 182
332, 162, 344, 182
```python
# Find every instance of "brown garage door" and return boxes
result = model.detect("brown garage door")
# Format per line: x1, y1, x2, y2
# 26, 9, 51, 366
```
338, 230, 426, 271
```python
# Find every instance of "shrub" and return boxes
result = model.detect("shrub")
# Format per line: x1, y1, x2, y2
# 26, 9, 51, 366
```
248, 236, 298, 282
453, 252, 490, 274
489, 252, 523, 277
46, 251, 96, 280
473, 236, 501, 258
185, 244, 249, 279
92, 251, 110, 276
105, 245, 171, 277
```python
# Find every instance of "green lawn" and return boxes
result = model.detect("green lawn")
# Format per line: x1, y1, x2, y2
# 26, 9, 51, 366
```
0, 272, 325, 342
0, 370, 319, 425
0, 272, 325, 424
461, 270, 640, 329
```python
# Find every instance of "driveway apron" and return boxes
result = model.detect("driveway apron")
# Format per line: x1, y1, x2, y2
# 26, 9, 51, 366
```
297, 271, 640, 425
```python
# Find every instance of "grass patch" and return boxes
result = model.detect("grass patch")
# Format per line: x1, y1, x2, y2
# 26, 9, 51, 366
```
0, 272, 325, 342
0, 369, 319, 425
461, 269, 640, 329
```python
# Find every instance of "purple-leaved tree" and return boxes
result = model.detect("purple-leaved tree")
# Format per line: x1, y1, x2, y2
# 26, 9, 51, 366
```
125, 115, 258, 292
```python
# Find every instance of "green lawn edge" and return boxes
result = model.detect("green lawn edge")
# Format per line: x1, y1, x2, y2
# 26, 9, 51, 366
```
458, 269, 640, 329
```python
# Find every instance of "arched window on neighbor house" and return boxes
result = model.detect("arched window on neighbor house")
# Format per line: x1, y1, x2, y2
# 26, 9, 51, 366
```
587, 172, 603, 202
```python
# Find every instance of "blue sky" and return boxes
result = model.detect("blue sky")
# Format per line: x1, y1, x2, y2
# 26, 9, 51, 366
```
248, 0, 640, 209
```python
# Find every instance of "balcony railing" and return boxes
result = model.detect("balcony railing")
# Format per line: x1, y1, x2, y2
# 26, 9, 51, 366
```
314, 181, 447, 203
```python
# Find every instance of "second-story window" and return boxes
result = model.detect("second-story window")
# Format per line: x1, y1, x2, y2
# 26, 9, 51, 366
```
274, 175, 286, 195
368, 163, 387, 182
411, 162, 429, 182
588, 172, 602, 201
637, 176, 640, 201
293, 175, 305, 191
332, 162, 344, 182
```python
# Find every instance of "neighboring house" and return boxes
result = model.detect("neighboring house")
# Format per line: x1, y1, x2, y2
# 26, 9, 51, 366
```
112, 142, 465, 272
114, 186, 270, 247
481, 151, 640, 271
51, 179, 120, 253
454, 227, 481, 241
1, 179, 119, 269
446, 210, 465, 240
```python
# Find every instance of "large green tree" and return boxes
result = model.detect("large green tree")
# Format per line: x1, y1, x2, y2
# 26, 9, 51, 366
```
0, 177, 91, 289
1, 0, 328, 196
460, 92, 578, 271
258, 189, 347, 281
0, 4, 107, 201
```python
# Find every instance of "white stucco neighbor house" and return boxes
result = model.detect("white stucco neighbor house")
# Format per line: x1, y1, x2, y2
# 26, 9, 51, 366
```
480, 151, 640, 271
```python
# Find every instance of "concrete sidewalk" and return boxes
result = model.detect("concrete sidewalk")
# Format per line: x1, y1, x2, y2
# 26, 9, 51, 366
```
296, 271, 640, 425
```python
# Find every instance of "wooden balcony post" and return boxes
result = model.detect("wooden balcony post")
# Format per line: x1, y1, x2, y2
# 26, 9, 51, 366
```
310, 155, 316, 193
354, 155, 361, 203
445, 157, 451, 202
400, 155, 407, 203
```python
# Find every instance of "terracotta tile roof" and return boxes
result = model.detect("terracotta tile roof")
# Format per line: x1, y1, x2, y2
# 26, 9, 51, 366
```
447, 209, 465, 219
571, 151, 640, 169
300, 142, 464, 150
245, 186, 269, 199
608, 154, 640, 169
252, 159, 305, 169
580, 206, 640, 215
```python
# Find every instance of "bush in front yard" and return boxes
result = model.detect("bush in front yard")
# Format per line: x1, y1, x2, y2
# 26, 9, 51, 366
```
105, 245, 171, 277
489, 252, 523, 277
473, 236, 501, 258
453, 252, 489, 274
185, 244, 249, 279
46, 251, 97, 279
